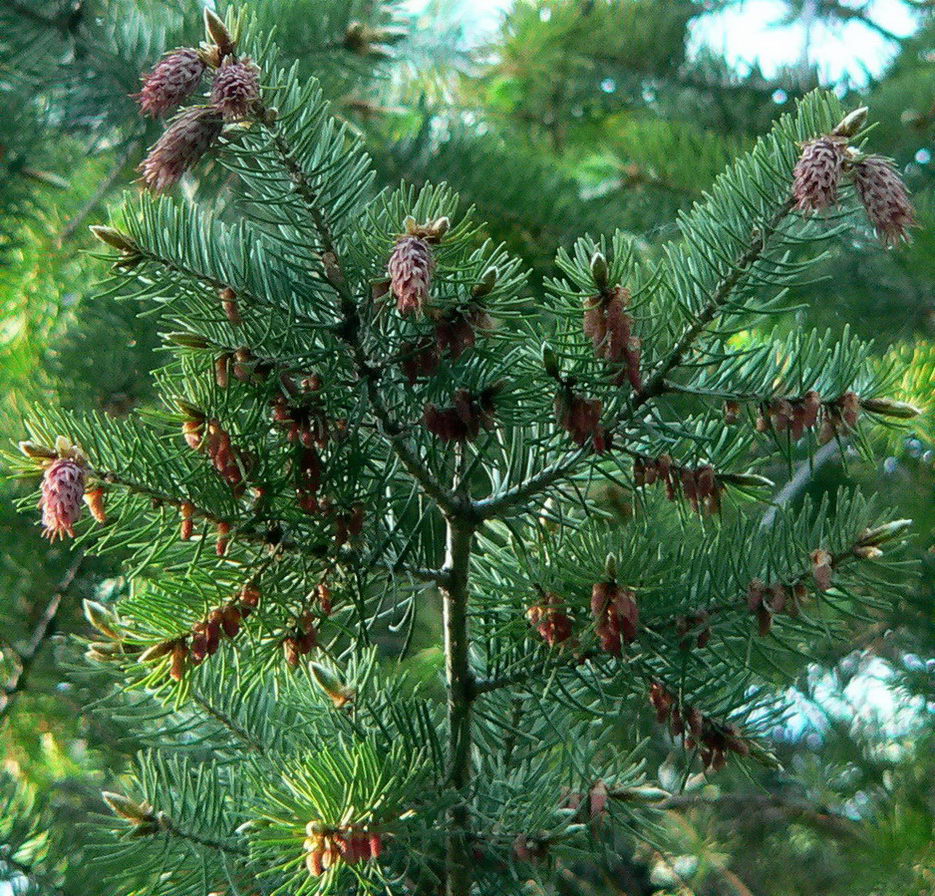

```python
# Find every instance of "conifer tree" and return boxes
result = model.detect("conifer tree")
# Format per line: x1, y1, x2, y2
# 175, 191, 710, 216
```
9, 7, 927, 896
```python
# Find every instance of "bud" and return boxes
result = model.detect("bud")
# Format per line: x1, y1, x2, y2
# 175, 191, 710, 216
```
471, 266, 498, 299
852, 155, 916, 246
215, 354, 231, 388
434, 310, 479, 360
723, 399, 741, 424
166, 332, 210, 349
138, 640, 178, 663
591, 581, 638, 655
40, 457, 87, 541
169, 641, 187, 681
83, 488, 107, 523
204, 9, 236, 58
387, 235, 434, 315
309, 662, 355, 708
423, 388, 497, 443
89, 225, 139, 254
400, 338, 440, 385
859, 397, 921, 419
427, 216, 450, 241
83, 599, 118, 638
590, 251, 609, 291
792, 137, 846, 213
555, 389, 604, 451
140, 107, 224, 193
216, 521, 231, 556
588, 780, 609, 823
526, 591, 573, 646
583, 286, 632, 374
135, 48, 205, 118
831, 106, 868, 139
856, 519, 911, 547
217, 604, 240, 639
853, 545, 883, 560
102, 792, 151, 823
239, 584, 261, 616
19, 440, 57, 459
210, 58, 261, 119
542, 344, 561, 380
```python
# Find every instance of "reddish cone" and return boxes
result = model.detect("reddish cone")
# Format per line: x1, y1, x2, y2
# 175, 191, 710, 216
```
792, 137, 845, 212
852, 155, 915, 246
210, 59, 261, 119
40, 458, 87, 541
136, 49, 205, 117
388, 235, 434, 315
140, 107, 224, 192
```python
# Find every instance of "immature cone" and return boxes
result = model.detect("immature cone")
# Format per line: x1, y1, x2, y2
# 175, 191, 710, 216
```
591, 581, 638, 656
179, 501, 194, 540
210, 59, 261, 119
526, 592, 573, 647
423, 387, 498, 443
852, 155, 915, 246
388, 235, 434, 315
216, 521, 231, 556
84, 487, 107, 524
219, 286, 241, 324
140, 107, 224, 192
583, 286, 631, 369
136, 48, 205, 117
555, 389, 606, 452
40, 457, 87, 541
792, 137, 845, 212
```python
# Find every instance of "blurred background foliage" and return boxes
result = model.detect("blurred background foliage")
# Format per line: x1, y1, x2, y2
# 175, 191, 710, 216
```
0, 0, 932, 894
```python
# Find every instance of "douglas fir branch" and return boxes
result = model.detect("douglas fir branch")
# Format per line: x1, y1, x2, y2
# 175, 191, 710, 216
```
13, 7, 923, 896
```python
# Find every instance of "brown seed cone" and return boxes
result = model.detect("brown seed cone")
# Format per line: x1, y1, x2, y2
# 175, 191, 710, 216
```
792, 137, 845, 213
136, 48, 205, 117
852, 155, 915, 246
140, 107, 224, 192
388, 235, 434, 315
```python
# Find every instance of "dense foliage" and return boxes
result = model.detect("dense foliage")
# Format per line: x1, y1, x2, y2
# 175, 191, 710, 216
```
1, 2, 931, 896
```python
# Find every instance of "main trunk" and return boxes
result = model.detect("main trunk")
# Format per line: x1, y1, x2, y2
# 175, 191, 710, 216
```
442, 518, 474, 896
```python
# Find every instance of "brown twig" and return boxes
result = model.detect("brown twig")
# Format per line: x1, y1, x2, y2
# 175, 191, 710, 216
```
0, 552, 84, 718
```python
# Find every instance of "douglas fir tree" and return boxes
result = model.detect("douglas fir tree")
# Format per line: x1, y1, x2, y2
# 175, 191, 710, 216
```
12, 8, 924, 896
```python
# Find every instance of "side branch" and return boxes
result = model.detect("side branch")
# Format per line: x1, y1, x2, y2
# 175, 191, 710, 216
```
262, 117, 462, 519
633, 197, 796, 408
477, 198, 798, 519
1, 553, 83, 718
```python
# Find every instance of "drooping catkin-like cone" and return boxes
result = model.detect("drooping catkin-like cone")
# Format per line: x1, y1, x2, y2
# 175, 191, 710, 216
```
388, 235, 434, 315
792, 137, 845, 212
210, 58, 261, 119
852, 155, 916, 246
40, 457, 87, 541
136, 48, 205, 117
140, 107, 224, 192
